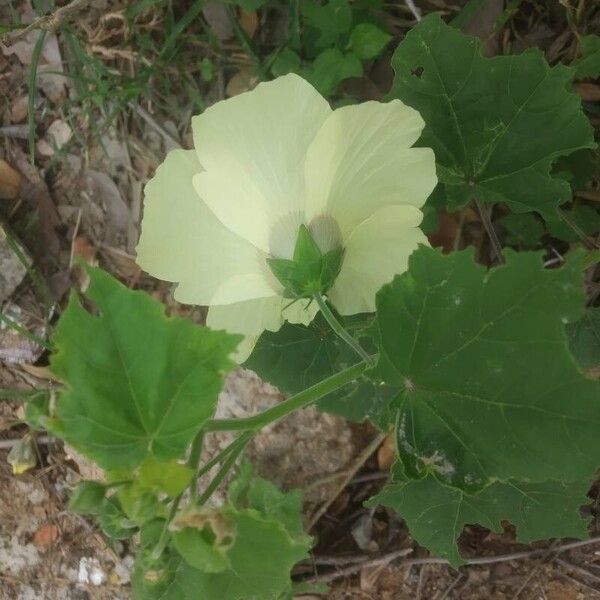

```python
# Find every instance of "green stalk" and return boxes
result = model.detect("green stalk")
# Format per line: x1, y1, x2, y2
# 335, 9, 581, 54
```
28, 29, 46, 164
197, 432, 253, 506
187, 430, 205, 499
313, 294, 376, 367
203, 361, 367, 432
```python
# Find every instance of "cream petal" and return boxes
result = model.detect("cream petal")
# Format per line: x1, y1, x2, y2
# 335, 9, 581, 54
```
207, 297, 282, 363
192, 74, 332, 254
304, 100, 437, 238
207, 296, 317, 363
136, 149, 276, 306
328, 205, 428, 315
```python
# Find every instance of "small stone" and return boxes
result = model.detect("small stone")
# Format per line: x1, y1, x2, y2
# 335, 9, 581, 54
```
36, 119, 72, 157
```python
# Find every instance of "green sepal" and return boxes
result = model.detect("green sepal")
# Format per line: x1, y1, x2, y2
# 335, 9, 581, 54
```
267, 225, 344, 298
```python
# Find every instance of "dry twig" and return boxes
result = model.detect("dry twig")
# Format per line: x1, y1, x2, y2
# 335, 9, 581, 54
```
3, 0, 89, 42
308, 536, 600, 585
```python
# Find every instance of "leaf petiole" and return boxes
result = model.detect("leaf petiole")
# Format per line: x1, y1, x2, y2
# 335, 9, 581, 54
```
313, 294, 376, 367
203, 361, 367, 432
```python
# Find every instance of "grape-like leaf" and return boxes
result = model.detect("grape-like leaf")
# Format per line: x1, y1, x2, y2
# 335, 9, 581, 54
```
369, 470, 590, 566
568, 308, 600, 370
574, 34, 600, 80
369, 246, 600, 490
245, 313, 390, 424
498, 212, 544, 249
390, 14, 595, 218
244, 312, 345, 393
546, 205, 600, 243
134, 469, 311, 600
50, 267, 240, 470
350, 23, 392, 59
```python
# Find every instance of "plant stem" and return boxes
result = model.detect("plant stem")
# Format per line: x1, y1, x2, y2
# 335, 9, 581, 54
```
187, 430, 205, 499
313, 294, 376, 367
204, 361, 367, 433
196, 435, 246, 481
198, 432, 253, 506
28, 29, 46, 164
152, 428, 205, 559
151, 492, 183, 560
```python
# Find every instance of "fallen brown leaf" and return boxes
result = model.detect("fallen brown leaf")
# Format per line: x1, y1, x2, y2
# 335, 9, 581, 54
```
239, 9, 258, 38
575, 82, 600, 102
377, 432, 396, 471
0, 159, 22, 200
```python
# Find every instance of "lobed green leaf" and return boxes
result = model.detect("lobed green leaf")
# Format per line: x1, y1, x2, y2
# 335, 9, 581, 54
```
50, 267, 240, 470
390, 14, 595, 218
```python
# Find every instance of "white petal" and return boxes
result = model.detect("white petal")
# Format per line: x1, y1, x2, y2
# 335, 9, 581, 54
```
207, 296, 317, 363
192, 74, 332, 254
328, 205, 428, 315
136, 149, 276, 306
304, 100, 437, 237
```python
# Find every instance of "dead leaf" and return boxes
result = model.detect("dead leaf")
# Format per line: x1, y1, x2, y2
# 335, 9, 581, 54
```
0, 160, 22, 200
461, 0, 503, 56
170, 507, 234, 545
10, 95, 28, 123
73, 235, 97, 263
1, 3, 66, 102
226, 66, 257, 97
82, 170, 135, 249
239, 9, 258, 38
7, 433, 36, 475
377, 432, 396, 471
575, 82, 600, 102
33, 524, 60, 548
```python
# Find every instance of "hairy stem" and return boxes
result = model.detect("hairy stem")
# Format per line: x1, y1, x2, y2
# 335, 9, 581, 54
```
313, 294, 376, 367
204, 361, 367, 432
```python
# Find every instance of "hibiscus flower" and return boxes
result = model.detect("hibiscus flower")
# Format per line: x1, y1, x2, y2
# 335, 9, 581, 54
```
136, 74, 436, 361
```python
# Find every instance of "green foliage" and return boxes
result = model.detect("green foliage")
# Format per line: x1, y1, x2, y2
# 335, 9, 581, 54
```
268, 0, 390, 96
390, 14, 595, 218
138, 458, 194, 498
98, 497, 137, 540
350, 23, 392, 59
303, 49, 363, 96
133, 467, 311, 600
568, 308, 600, 370
499, 212, 544, 249
68, 481, 107, 515
574, 35, 600, 80
302, 0, 353, 48
554, 149, 600, 190
245, 313, 392, 424
368, 246, 600, 490
369, 466, 590, 566
49, 267, 240, 470
547, 206, 600, 243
